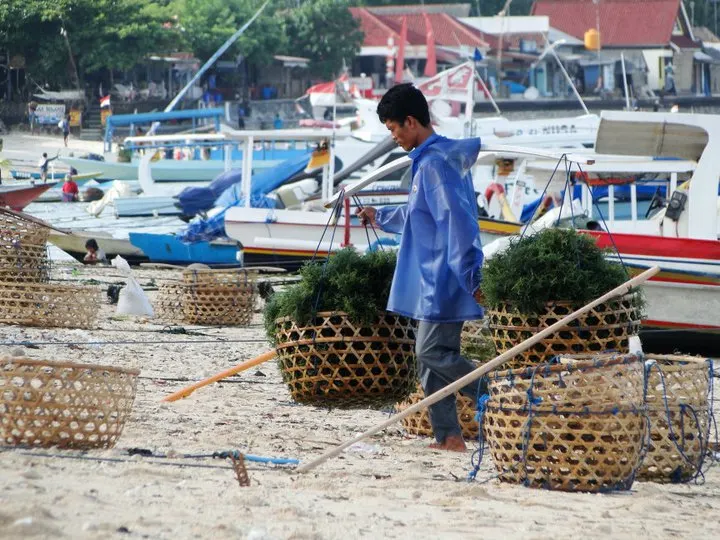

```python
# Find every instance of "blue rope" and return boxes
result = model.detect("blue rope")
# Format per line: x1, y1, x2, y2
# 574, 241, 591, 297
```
468, 393, 490, 481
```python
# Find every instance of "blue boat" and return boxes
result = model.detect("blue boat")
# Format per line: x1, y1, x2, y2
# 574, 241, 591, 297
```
128, 232, 240, 266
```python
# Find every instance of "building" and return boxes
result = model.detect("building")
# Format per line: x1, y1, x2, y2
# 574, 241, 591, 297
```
532, 0, 707, 96
349, 4, 489, 91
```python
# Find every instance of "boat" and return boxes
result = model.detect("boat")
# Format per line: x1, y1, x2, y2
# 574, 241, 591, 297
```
569, 110, 720, 353
10, 170, 103, 183
128, 232, 240, 266
48, 229, 148, 264
0, 182, 58, 211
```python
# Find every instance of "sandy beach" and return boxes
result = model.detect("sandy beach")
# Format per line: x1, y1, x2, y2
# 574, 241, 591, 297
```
0, 260, 717, 540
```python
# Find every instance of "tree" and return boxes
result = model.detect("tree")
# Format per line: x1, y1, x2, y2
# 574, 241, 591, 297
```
284, 0, 364, 78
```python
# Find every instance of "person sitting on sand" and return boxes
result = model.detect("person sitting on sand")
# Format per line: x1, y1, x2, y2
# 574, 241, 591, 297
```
38, 151, 60, 183
357, 84, 485, 452
61, 174, 79, 202
84, 238, 107, 264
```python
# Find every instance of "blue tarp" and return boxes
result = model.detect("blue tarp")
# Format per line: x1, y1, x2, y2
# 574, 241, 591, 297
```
214, 151, 311, 208
178, 151, 311, 243
175, 169, 242, 216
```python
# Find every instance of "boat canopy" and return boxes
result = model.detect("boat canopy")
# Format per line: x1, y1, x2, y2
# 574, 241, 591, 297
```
105, 108, 224, 151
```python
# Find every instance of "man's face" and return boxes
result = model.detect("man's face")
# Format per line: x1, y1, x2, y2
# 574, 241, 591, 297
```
384, 117, 418, 151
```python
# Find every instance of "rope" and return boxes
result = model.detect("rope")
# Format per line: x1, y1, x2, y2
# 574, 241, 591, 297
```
0, 338, 268, 347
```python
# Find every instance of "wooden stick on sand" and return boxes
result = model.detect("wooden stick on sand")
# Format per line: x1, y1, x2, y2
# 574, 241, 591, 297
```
162, 350, 276, 402
296, 266, 660, 474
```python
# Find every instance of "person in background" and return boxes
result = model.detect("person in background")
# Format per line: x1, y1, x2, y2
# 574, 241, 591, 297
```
61, 173, 79, 202
61, 115, 71, 147
84, 238, 107, 263
357, 84, 484, 452
273, 113, 283, 130
38, 151, 59, 183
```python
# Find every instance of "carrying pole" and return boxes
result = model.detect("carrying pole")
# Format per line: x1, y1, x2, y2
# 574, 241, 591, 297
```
162, 350, 275, 402
296, 266, 660, 473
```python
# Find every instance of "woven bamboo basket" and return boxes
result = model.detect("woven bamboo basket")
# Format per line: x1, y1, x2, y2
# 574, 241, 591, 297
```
181, 268, 254, 286
397, 383, 479, 440
275, 311, 417, 408
486, 293, 642, 369
0, 357, 139, 449
0, 281, 101, 328
638, 355, 712, 483
0, 211, 51, 246
182, 282, 256, 326
461, 319, 486, 350
153, 282, 187, 323
482, 355, 646, 492
0, 241, 50, 283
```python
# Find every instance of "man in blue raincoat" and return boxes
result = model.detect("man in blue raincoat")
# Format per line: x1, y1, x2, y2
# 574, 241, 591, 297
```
358, 83, 484, 452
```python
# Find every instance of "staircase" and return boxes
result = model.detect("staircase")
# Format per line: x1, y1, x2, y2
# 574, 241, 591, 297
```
80, 102, 103, 140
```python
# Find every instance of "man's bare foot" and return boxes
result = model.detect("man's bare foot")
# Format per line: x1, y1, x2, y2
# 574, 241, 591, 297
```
428, 434, 467, 452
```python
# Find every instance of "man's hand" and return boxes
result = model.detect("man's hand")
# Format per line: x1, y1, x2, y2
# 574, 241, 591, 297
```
356, 206, 378, 227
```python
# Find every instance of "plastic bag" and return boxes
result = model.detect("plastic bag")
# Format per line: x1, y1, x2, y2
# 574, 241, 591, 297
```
111, 255, 154, 317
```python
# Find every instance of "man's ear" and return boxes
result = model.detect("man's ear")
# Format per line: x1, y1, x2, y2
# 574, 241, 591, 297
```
405, 115, 417, 129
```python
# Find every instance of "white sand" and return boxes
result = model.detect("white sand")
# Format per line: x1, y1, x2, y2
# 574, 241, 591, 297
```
0, 263, 718, 540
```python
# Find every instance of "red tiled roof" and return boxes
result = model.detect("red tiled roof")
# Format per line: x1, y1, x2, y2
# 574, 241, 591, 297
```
350, 7, 488, 48
531, 0, 682, 47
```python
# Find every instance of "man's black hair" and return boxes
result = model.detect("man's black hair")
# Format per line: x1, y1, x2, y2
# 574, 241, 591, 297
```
85, 238, 99, 250
376, 83, 431, 127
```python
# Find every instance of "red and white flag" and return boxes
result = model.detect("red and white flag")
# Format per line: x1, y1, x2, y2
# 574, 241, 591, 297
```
99, 95, 111, 108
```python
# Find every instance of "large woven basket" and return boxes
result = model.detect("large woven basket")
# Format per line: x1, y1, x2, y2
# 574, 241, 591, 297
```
0, 211, 51, 246
397, 383, 479, 440
486, 293, 642, 369
181, 269, 256, 326
0, 241, 50, 283
0, 281, 101, 328
153, 282, 186, 323
0, 357, 139, 449
639, 355, 712, 483
482, 355, 646, 492
275, 311, 417, 408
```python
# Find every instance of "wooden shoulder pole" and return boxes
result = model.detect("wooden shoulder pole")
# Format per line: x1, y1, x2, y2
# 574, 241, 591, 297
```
162, 350, 276, 402
296, 266, 660, 474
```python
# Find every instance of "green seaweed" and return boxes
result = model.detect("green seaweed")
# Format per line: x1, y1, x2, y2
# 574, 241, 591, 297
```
481, 229, 633, 314
264, 248, 397, 343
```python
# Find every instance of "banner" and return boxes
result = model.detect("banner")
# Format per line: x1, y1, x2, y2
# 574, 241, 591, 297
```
35, 104, 66, 125
101, 108, 113, 127
69, 109, 82, 128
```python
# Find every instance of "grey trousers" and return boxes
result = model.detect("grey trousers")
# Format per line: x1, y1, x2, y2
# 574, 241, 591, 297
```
415, 320, 485, 442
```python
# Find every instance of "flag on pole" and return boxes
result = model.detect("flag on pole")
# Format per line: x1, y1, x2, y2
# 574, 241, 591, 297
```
395, 16, 407, 84
474, 48, 484, 62
423, 13, 437, 77
99, 95, 111, 108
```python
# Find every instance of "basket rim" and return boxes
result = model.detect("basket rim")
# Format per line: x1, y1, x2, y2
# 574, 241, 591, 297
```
0, 356, 140, 376
489, 353, 642, 380
274, 310, 409, 325
562, 352, 711, 370
485, 292, 640, 313
0, 281, 102, 292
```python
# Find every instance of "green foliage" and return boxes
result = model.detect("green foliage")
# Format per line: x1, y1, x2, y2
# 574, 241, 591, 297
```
283, 0, 364, 78
264, 248, 397, 343
481, 228, 629, 314
169, 0, 287, 65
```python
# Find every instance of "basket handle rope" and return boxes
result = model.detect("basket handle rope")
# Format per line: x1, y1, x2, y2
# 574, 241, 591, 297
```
296, 265, 660, 474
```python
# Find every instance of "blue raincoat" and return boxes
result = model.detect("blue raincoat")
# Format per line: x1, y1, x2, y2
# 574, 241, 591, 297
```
376, 134, 483, 322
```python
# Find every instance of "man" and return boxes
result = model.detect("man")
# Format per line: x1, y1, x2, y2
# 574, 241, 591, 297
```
357, 84, 484, 452
61, 115, 71, 147
38, 152, 59, 183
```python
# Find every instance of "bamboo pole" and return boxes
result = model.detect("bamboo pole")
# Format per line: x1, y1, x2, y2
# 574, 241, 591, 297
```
162, 350, 276, 402
296, 266, 660, 474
